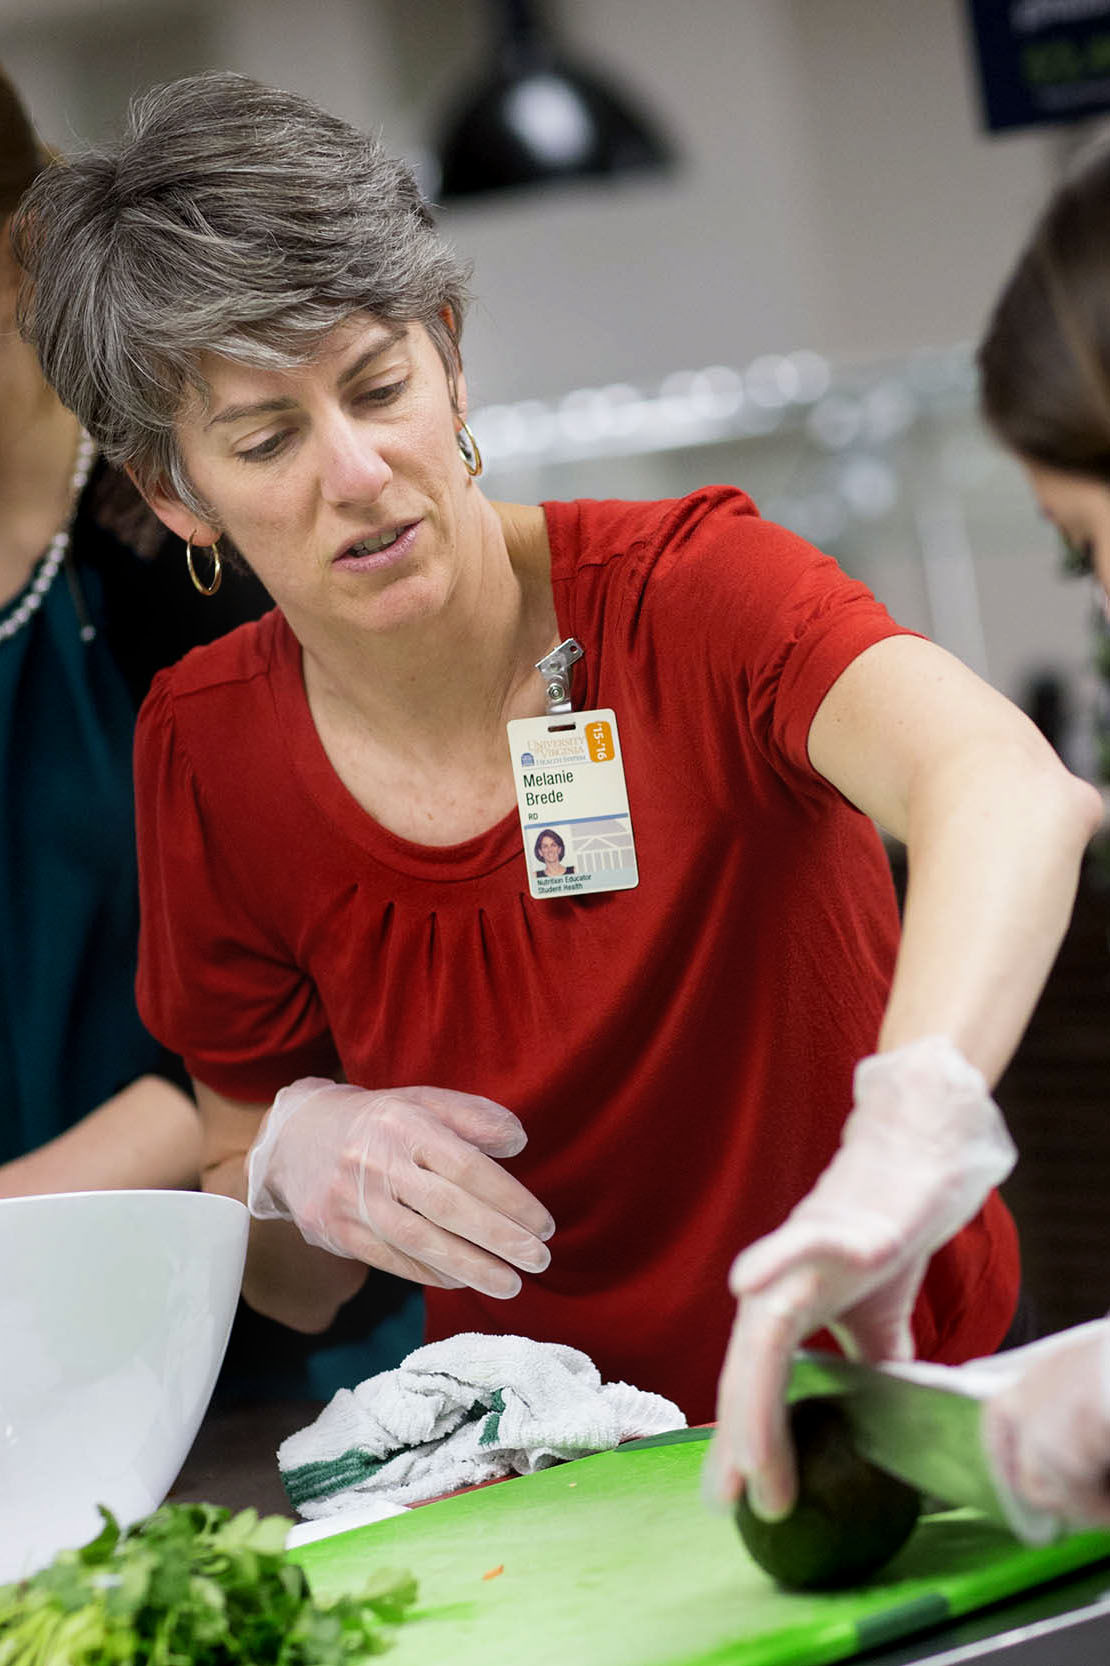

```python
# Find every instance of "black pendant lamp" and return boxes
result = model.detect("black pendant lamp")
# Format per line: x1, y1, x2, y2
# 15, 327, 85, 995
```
435, 0, 676, 201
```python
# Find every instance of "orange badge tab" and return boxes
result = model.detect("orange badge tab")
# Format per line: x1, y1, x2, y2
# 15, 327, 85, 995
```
586, 719, 614, 762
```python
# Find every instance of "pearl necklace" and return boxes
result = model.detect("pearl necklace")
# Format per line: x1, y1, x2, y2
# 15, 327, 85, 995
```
0, 427, 97, 645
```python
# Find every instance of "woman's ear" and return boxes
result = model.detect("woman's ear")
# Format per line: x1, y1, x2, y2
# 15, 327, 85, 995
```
0, 223, 21, 325
126, 466, 219, 546
438, 304, 466, 413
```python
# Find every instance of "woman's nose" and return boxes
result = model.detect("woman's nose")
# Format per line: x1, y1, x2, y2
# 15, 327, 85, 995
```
318, 418, 392, 506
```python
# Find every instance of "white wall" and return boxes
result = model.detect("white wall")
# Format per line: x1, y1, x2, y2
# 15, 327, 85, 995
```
792, 0, 1057, 359
0, 0, 1063, 403
431, 0, 1062, 404
440, 0, 831, 405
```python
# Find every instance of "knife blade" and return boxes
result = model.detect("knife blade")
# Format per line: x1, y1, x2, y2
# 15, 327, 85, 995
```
786, 1350, 1061, 1546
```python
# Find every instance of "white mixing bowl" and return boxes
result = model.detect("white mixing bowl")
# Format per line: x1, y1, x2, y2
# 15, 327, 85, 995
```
0, 1188, 248, 1583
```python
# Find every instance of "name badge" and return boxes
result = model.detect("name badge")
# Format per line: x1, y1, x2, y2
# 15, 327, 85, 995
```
507, 708, 639, 900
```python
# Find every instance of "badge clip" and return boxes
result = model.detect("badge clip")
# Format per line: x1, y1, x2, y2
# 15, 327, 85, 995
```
535, 638, 584, 716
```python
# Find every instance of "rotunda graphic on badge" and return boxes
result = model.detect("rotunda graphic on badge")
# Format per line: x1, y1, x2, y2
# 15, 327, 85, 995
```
534, 828, 575, 880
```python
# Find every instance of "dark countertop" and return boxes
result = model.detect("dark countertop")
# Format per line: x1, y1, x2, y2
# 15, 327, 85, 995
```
167, 1396, 324, 1520
864, 1563, 1110, 1664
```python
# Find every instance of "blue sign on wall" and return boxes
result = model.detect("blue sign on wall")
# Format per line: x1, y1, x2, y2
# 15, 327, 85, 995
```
965, 1, 1110, 132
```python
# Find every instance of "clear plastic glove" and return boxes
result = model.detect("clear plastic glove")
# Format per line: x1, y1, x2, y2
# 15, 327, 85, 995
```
982, 1318, 1110, 1529
708, 1035, 1016, 1519
246, 1077, 555, 1299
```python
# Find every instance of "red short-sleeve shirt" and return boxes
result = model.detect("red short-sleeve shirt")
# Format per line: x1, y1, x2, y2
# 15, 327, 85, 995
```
135, 487, 1019, 1421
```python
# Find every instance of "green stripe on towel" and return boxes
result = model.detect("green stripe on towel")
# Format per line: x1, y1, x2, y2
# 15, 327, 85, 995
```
479, 1388, 506, 1447
283, 1398, 494, 1507
283, 1449, 400, 1507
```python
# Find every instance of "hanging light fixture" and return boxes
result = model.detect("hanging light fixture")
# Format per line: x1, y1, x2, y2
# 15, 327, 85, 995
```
434, 0, 676, 201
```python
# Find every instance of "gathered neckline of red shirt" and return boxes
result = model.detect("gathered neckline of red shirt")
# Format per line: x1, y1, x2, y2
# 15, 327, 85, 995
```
265, 500, 583, 884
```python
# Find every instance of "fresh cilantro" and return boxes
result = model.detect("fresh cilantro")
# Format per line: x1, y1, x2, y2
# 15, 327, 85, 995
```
0, 1502, 416, 1664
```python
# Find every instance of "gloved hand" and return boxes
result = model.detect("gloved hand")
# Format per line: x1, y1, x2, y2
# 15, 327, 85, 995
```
708, 1035, 1016, 1519
247, 1077, 555, 1298
982, 1318, 1110, 1529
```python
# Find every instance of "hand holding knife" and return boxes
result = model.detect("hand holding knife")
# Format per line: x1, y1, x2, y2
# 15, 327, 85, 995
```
786, 1348, 1062, 1545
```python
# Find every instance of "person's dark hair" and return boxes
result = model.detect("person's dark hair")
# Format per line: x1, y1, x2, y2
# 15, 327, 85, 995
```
0, 64, 46, 222
11, 71, 472, 517
534, 829, 565, 862
979, 137, 1110, 481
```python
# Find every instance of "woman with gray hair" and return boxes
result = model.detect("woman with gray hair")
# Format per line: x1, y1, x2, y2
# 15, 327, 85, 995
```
13, 69, 1101, 1520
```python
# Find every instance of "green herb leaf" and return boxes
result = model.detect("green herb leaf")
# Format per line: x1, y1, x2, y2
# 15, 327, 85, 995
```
0, 1502, 416, 1665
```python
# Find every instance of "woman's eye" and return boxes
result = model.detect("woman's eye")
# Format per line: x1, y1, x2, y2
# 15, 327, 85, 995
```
355, 379, 407, 407
1059, 531, 1095, 576
238, 431, 290, 463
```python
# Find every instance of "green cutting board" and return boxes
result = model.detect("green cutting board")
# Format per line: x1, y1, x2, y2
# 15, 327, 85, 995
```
291, 1430, 1110, 1666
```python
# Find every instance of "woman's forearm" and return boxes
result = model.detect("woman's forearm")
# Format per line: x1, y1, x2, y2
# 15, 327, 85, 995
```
0, 1073, 203, 1198
806, 634, 1103, 1086
203, 1146, 370, 1333
880, 736, 1101, 1084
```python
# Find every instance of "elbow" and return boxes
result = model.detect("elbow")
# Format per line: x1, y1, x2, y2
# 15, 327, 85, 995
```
241, 1225, 372, 1335
1055, 767, 1104, 855
1079, 775, 1104, 843
1003, 731, 1103, 859
241, 1281, 346, 1335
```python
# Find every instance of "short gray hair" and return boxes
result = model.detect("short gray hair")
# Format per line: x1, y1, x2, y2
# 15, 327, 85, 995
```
12, 71, 472, 516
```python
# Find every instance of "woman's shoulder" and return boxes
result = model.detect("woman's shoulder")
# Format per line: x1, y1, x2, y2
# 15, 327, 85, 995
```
542, 486, 843, 623
541, 486, 834, 600
543, 485, 762, 571
155, 607, 286, 698
133, 610, 299, 844
137, 609, 290, 773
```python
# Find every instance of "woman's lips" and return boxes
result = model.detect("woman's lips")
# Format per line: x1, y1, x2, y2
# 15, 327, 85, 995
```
332, 521, 420, 573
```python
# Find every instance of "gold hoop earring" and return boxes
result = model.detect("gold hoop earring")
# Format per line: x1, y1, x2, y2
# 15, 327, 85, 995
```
456, 421, 483, 478
185, 532, 223, 597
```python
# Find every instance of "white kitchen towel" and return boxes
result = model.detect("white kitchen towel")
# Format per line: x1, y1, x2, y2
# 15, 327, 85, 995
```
278, 1332, 686, 1518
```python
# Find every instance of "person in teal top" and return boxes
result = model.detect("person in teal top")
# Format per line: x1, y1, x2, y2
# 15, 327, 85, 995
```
0, 449, 266, 1178
0, 64, 421, 1398
0, 463, 177, 1164
0, 70, 207, 1195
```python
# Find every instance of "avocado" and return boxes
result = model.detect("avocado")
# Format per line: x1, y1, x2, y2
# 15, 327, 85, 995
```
735, 1397, 922, 1590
